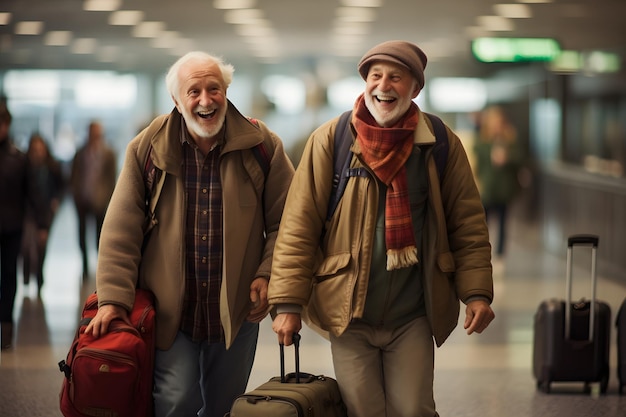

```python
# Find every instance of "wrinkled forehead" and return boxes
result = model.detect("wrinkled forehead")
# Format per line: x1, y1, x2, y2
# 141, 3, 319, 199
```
179, 60, 225, 87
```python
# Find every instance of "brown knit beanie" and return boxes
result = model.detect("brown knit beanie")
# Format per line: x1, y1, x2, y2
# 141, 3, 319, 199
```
358, 40, 428, 89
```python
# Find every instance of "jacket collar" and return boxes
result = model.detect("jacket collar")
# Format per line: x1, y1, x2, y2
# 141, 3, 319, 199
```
147, 99, 264, 174
414, 109, 436, 145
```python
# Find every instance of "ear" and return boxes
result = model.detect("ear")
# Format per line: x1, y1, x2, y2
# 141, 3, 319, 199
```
171, 95, 182, 113
411, 82, 421, 99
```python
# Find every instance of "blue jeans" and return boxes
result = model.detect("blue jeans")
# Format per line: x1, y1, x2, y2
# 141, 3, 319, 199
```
153, 321, 259, 417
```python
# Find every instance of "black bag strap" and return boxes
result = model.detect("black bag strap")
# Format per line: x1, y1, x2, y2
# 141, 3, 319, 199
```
425, 112, 449, 183
326, 111, 368, 221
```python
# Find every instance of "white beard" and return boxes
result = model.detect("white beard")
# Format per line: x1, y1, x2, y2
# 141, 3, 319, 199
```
364, 90, 413, 127
181, 105, 226, 140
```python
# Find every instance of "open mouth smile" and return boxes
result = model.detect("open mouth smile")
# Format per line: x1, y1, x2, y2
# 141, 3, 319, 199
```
375, 95, 396, 103
197, 109, 216, 119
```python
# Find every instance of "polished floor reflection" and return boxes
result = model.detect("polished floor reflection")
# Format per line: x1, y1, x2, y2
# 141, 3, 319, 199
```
1, 197, 625, 417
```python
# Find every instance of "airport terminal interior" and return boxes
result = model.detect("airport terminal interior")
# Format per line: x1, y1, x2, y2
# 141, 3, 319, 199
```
1, 1, 626, 416
0, 197, 625, 416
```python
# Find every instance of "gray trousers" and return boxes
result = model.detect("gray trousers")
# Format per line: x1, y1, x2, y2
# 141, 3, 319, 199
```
330, 316, 438, 417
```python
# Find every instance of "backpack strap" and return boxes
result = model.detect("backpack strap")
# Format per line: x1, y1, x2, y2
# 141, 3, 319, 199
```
252, 141, 270, 178
424, 112, 449, 181
247, 117, 272, 178
327, 111, 369, 221
143, 144, 164, 236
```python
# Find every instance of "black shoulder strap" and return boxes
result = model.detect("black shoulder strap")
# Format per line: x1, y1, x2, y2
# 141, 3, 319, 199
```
252, 142, 270, 178
143, 144, 156, 210
247, 117, 272, 178
424, 112, 448, 181
327, 111, 363, 221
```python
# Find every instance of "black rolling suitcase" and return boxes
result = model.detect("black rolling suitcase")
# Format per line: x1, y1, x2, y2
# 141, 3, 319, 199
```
532, 234, 611, 393
617, 298, 626, 394
227, 334, 347, 417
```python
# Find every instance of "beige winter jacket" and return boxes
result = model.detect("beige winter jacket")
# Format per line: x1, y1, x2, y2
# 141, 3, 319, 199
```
95, 103, 294, 350
268, 109, 492, 347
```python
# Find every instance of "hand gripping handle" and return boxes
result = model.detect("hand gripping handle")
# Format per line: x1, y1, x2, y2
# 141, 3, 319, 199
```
279, 333, 301, 383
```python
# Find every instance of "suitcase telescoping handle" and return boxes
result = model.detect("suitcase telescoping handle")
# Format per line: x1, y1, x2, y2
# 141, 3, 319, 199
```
279, 333, 302, 383
565, 234, 599, 341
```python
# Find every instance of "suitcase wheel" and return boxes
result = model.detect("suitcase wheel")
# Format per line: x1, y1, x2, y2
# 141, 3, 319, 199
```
600, 374, 609, 394
536, 380, 550, 394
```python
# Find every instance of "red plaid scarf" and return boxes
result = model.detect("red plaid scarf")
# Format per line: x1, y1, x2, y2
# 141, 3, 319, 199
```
352, 94, 420, 270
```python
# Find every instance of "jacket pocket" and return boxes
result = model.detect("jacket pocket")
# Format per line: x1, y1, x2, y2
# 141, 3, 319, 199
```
437, 251, 456, 273
310, 252, 353, 328
314, 252, 351, 282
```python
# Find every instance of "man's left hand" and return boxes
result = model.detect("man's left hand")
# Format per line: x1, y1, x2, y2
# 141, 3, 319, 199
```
464, 299, 495, 335
247, 277, 270, 322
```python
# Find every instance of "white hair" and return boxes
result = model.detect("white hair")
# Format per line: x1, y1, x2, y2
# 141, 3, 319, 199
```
165, 51, 235, 100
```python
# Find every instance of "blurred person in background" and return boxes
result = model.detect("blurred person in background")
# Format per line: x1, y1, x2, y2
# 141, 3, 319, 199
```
70, 121, 117, 280
84, 51, 294, 417
21, 133, 65, 295
0, 104, 30, 349
473, 105, 523, 258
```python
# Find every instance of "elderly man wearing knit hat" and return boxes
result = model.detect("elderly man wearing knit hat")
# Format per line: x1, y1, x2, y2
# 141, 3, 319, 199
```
269, 40, 495, 417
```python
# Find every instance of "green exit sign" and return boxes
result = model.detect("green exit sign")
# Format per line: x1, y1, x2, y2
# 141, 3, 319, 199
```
472, 37, 561, 63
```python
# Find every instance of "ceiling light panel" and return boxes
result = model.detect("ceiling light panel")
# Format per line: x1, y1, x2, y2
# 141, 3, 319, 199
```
15, 21, 44, 35
0, 13, 11, 25
213, 0, 256, 9
44, 31, 73, 46
109, 10, 144, 26
494, 4, 532, 18
340, 0, 383, 7
477, 15, 515, 31
83, 0, 122, 12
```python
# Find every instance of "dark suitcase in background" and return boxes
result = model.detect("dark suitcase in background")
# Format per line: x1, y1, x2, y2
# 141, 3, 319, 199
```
532, 234, 611, 394
617, 298, 626, 394
227, 333, 347, 417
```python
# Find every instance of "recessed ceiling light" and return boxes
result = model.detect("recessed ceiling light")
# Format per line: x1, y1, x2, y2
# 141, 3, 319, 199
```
477, 15, 515, 31
83, 0, 121, 12
109, 10, 144, 26
0, 13, 11, 25
15, 21, 44, 35
494, 4, 532, 19
213, 0, 256, 9
45, 31, 73, 46
340, 0, 382, 7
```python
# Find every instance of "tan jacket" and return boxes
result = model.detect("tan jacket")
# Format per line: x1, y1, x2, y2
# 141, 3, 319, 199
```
95, 104, 294, 350
268, 110, 493, 347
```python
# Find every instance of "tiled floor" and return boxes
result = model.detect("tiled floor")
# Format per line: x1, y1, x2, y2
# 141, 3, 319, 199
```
1, 197, 625, 417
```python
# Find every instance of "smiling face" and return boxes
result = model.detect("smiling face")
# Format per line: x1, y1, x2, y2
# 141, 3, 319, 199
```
363, 61, 421, 127
174, 59, 228, 144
